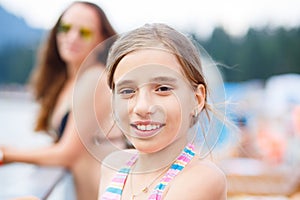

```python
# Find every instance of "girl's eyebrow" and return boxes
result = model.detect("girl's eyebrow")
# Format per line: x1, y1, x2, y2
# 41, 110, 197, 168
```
115, 80, 135, 88
115, 76, 178, 88
150, 76, 178, 83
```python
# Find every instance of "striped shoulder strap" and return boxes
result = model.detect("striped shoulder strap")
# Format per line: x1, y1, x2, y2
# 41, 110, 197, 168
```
101, 154, 138, 200
148, 143, 195, 200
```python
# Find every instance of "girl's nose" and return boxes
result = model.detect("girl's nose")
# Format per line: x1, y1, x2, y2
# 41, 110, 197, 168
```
132, 89, 153, 118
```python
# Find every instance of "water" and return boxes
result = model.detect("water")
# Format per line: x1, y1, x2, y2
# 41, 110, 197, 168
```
0, 91, 72, 200
0, 91, 53, 147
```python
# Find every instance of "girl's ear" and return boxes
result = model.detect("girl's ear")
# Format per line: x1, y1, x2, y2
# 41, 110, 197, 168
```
190, 84, 206, 127
195, 84, 206, 112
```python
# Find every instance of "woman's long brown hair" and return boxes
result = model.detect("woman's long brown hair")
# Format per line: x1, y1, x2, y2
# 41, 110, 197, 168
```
29, 1, 116, 132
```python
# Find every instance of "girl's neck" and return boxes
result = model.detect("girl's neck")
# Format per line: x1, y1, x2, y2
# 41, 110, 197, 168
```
133, 138, 188, 173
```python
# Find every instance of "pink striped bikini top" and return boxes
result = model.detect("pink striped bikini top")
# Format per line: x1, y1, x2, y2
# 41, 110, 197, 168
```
100, 143, 195, 200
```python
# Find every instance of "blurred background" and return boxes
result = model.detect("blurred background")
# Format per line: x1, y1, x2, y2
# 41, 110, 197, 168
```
0, 0, 300, 199
1, 0, 300, 85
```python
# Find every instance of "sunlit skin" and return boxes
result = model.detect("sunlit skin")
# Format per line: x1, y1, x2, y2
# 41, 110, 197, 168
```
113, 49, 201, 154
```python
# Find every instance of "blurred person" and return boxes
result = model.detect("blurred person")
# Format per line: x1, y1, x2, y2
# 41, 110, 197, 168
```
0, 1, 126, 200
98, 23, 227, 200
291, 105, 300, 135
233, 116, 261, 159
255, 116, 287, 164
284, 105, 300, 165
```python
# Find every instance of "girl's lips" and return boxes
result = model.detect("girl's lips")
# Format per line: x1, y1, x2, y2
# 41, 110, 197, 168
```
130, 121, 166, 138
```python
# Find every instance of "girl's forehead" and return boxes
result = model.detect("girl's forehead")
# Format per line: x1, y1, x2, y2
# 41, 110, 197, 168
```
113, 49, 184, 82
113, 65, 194, 93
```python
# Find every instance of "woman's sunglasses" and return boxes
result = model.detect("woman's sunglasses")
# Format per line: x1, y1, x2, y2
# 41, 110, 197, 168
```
57, 23, 93, 41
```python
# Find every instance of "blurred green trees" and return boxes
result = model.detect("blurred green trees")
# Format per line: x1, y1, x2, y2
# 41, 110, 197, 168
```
0, 45, 38, 84
194, 26, 300, 82
0, 26, 299, 85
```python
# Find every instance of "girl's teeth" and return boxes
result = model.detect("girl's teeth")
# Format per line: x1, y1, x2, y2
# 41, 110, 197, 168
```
137, 125, 159, 131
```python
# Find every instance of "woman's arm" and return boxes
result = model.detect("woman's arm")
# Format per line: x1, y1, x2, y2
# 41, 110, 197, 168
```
1, 66, 108, 168
1, 112, 85, 168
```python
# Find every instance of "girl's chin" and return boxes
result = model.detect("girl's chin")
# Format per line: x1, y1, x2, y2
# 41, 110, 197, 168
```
131, 142, 163, 154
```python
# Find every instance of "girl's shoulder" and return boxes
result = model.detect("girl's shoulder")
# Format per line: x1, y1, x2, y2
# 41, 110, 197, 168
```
166, 158, 227, 199
189, 158, 226, 185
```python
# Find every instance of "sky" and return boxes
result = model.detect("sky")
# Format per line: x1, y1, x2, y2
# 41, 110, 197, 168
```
1, 0, 300, 38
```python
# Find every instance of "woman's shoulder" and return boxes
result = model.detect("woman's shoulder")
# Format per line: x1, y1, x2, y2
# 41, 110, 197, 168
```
167, 158, 227, 199
77, 65, 105, 84
73, 65, 106, 101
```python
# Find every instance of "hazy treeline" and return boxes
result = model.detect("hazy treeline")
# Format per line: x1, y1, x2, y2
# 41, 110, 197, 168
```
0, 45, 38, 85
0, 26, 299, 85
193, 26, 300, 82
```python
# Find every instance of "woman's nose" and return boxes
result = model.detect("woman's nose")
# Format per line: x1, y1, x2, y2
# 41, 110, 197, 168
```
66, 28, 81, 41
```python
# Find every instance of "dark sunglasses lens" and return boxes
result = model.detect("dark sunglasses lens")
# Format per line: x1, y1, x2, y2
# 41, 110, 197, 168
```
58, 23, 71, 33
80, 28, 93, 40
57, 23, 93, 41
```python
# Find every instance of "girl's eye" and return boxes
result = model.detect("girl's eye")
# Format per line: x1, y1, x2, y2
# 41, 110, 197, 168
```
155, 86, 173, 93
118, 88, 136, 98
120, 89, 135, 94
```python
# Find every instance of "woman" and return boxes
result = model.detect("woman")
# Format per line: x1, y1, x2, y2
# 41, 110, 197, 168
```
98, 23, 227, 199
0, 1, 125, 200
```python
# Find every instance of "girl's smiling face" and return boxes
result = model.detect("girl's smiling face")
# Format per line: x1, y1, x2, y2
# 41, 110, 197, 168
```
112, 48, 202, 153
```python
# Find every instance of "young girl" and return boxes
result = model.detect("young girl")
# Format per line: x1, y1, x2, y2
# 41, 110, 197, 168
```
98, 23, 227, 200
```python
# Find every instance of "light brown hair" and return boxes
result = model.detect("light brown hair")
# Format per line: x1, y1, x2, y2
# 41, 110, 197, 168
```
106, 23, 209, 113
